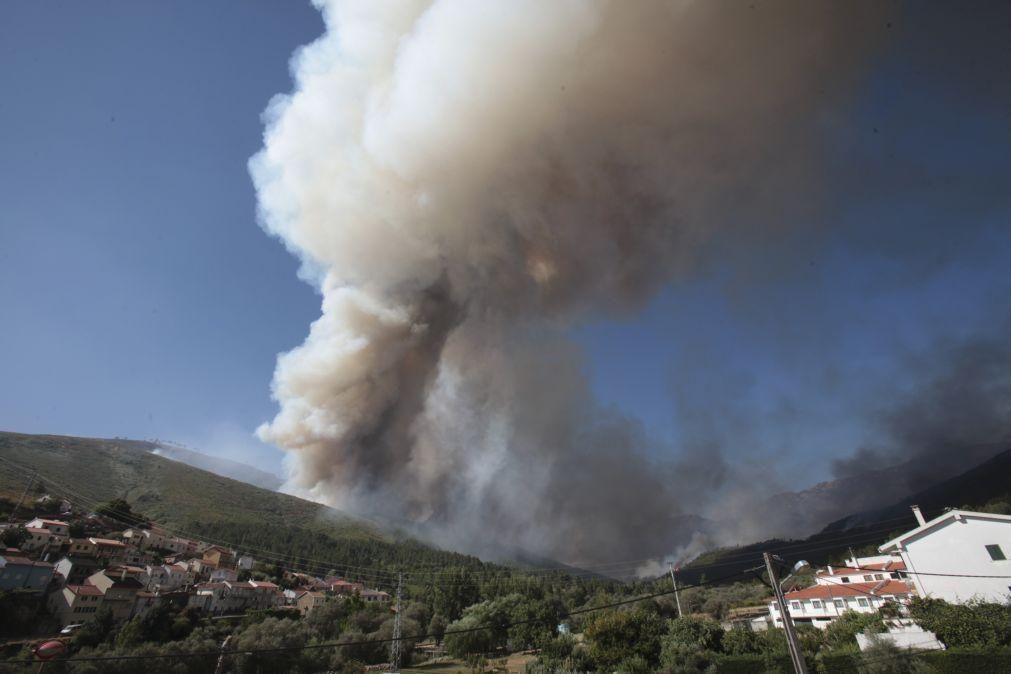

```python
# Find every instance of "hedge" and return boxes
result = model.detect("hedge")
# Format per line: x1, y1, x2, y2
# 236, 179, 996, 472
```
918, 649, 1011, 673
713, 654, 793, 673
818, 648, 1011, 673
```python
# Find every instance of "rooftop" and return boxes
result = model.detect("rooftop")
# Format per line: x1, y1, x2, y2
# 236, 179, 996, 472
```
1, 554, 54, 568
783, 580, 912, 601
880, 509, 1011, 552
89, 538, 127, 547
818, 561, 906, 577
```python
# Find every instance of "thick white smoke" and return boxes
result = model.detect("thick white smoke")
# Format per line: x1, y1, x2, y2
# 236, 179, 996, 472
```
251, 0, 889, 565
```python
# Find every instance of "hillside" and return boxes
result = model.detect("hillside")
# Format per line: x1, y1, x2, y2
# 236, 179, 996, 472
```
0, 431, 489, 581
679, 445, 1011, 585
152, 442, 283, 491
823, 444, 1011, 532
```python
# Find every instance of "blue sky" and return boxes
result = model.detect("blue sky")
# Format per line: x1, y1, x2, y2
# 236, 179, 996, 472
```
1, 2, 1009, 487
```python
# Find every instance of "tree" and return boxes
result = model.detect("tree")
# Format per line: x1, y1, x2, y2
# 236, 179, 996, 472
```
94, 498, 146, 527
659, 616, 724, 669
432, 567, 480, 621
115, 602, 181, 648
428, 614, 448, 644
909, 597, 1011, 648
858, 636, 932, 674
1, 526, 27, 549
73, 605, 115, 649
585, 610, 666, 670
507, 597, 559, 650
822, 610, 885, 651
722, 627, 762, 655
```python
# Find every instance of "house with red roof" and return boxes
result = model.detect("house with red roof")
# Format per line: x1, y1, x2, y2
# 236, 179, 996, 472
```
48, 583, 104, 627
768, 551, 915, 629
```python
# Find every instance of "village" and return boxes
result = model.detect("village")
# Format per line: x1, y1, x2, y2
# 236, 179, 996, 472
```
0, 499, 392, 637
4, 492, 1011, 659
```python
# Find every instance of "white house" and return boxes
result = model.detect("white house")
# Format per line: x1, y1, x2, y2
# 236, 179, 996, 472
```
25, 518, 70, 537
160, 562, 195, 590
209, 567, 239, 583
21, 527, 67, 553
770, 579, 914, 630
769, 552, 915, 630
879, 506, 1011, 604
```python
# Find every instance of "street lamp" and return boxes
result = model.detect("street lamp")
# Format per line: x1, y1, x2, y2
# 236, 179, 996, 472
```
764, 554, 811, 674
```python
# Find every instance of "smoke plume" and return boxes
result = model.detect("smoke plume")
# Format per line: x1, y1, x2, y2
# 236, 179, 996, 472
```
250, 0, 894, 565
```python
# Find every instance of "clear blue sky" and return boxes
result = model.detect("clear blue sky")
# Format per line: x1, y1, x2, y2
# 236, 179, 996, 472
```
1, 2, 1009, 484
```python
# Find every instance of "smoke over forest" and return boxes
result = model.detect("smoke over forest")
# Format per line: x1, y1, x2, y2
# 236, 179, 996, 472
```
250, 0, 1011, 568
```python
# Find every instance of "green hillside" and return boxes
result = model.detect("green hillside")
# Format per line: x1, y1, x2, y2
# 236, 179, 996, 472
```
0, 431, 487, 582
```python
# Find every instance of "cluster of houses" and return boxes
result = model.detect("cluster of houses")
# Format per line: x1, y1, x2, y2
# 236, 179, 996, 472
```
719, 506, 1011, 649
0, 515, 390, 629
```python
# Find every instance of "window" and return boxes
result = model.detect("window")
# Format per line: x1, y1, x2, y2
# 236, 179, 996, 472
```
833, 599, 844, 609
874, 574, 884, 580
790, 601, 801, 611
986, 544, 1006, 561
863, 575, 874, 582
841, 577, 850, 583
857, 598, 869, 607
810, 600, 823, 609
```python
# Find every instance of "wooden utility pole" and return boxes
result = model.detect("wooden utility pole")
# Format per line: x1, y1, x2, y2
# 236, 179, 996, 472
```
214, 635, 232, 674
668, 563, 683, 619
764, 553, 808, 674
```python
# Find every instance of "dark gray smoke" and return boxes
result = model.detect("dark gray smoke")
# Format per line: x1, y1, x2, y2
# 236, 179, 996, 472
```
834, 329, 1011, 486
250, 0, 1011, 568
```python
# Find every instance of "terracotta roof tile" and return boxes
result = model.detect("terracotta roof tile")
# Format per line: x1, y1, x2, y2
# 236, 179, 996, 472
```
784, 580, 912, 601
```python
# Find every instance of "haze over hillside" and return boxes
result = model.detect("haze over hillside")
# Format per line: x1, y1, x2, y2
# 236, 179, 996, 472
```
152, 441, 283, 491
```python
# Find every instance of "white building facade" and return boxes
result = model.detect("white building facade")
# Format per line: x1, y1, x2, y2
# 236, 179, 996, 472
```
879, 507, 1011, 604
769, 553, 915, 630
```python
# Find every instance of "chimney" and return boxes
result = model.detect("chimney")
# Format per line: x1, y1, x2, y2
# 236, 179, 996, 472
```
911, 505, 926, 526
121, 568, 127, 581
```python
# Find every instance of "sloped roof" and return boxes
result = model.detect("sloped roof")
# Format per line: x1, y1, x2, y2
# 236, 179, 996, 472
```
880, 509, 1011, 552
89, 538, 127, 547
818, 561, 906, 577
783, 580, 912, 601
67, 584, 104, 597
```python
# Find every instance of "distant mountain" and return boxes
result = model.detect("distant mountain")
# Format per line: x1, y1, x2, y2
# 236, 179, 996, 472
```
745, 440, 1009, 543
679, 445, 1011, 585
152, 442, 283, 491
823, 444, 1011, 532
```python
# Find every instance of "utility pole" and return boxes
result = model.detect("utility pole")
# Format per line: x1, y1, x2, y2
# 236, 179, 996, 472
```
764, 553, 808, 674
668, 563, 683, 619
8, 471, 36, 524
214, 635, 232, 674
390, 572, 404, 672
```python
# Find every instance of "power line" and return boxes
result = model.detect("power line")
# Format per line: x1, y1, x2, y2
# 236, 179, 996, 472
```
0, 568, 756, 665
0, 453, 931, 581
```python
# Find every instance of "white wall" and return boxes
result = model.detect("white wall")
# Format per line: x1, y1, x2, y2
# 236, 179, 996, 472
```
899, 515, 1011, 603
